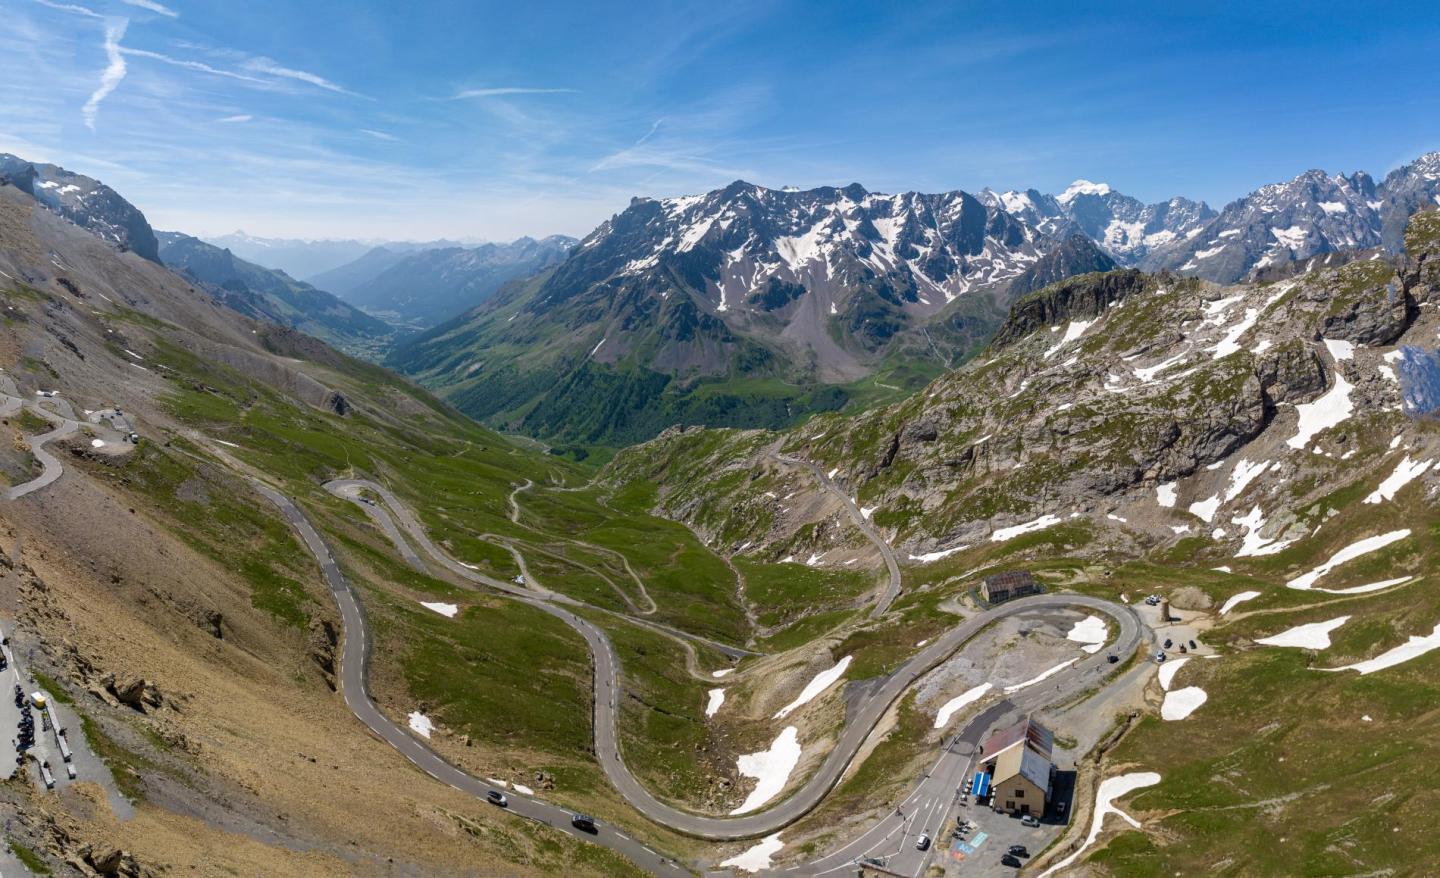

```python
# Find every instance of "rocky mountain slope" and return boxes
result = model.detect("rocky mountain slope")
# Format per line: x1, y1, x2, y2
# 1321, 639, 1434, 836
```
0, 162, 675, 876
157, 231, 395, 355
389, 182, 1116, 444
0, 153, 160, 263
612, 209, 1440, 573
329, 236, 576, 328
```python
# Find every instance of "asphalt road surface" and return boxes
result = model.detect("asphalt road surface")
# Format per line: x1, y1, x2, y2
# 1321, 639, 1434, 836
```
318, 478, 1142, 844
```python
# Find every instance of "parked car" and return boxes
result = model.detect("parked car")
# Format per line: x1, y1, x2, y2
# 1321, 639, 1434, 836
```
1106, 654, 1119, 664
1008, 844, 1030, 857
915, 834, 931, 851
1189, 639, 1198, 649
1154, 650, 1167, 663
1163, 637, 1173, 649
1021, 814, 1041, 828
1001, 853, 1023, 867
571, 814, 597, 832
486, 790, 508, 807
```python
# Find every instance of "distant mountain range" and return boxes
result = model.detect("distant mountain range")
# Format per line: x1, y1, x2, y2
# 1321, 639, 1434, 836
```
313, 236, 577, 329
157, 231, 394, 354
203, 231, 473, 281
390, 151, 1440, 445
387, 181, 1118, 444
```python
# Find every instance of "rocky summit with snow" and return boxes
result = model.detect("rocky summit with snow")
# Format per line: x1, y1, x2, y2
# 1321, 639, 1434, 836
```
610, 209, 1440, 572
388, 179, 1121, 444
1143, 151, 1440, 283
390, 151, 1440, 448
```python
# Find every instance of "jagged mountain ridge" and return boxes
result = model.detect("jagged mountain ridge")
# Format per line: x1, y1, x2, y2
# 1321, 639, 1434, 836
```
1144, 151, 1440, 282
388, 181, 1119, 445
978, 181, 1216, 265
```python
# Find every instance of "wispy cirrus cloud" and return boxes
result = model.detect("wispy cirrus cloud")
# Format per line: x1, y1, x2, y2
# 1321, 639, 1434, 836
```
82, 19, 128, 130
119, 0, 177, 18
359, 128, 398, 142
120, 46, 269, 84
241, 56, 365, 97
216, 114, 251, 123
451, 86, 577, 99
33, 0, 101, 18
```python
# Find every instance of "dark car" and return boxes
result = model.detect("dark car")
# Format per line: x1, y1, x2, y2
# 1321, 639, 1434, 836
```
1189, 639, 1198, 649
1106, 654, 1119, 663
1163, 637, 1173, 649
1001, 853, 1023, 867
571, 814, 597, 832
1008, 844, 1030, 857
486, 790, 508, 807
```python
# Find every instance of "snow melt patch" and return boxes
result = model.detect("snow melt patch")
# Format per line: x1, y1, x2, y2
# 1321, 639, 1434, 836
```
1188, 494, 1221, 523
1066, 615, 1108, 654
90, 438, 105, 448
1317, 623, 1440, 675
419, 601, 459, 617
1364, 457, 1433, 504
1161, 686, 1208, 721
1232, 506, 1292, 557
1219, 591, 1262, 615
991, 514, 1062, 542
1286, 530, 1410, 590
1286, 373, 1354, 449
1224, 459, 1272, 504
1257, 616, 1350, 650
705, 689, 726, 717
1323, 338, 1355, 362
1156, 482, 1177, 508
908, 545, 968, 563
933, 683, 993, 729
774, 656, 852, 719
1004, 660, 1076, 693
1157, 657, 1189, 691
1043, 319, 1094, 358
712, 668, 735, 678
1038, 773, 1162, 878
730, 727, 802, 814
721, 833, 785, 873
408, 711, 434, 738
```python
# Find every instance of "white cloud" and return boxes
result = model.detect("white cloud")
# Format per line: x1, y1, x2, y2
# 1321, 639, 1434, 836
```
33, 0, 103, 19
452, 87, 578, 99
120, 0, 177, 17
82, 19, 128, 131
120, 47, 270, 84
242, 56, 362, 97
359, 128, 398, 141
216, 114, 252, 123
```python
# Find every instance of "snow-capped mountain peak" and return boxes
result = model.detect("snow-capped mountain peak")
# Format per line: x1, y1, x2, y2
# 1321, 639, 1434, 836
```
1058, 179, 1113, 204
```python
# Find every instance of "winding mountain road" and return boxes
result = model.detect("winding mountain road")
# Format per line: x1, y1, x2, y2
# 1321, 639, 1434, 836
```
317, 477, 1143, 845
255, 482, 693, 878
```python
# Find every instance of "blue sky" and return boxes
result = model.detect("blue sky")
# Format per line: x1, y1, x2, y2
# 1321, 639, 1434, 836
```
3, 0, 1439, 241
